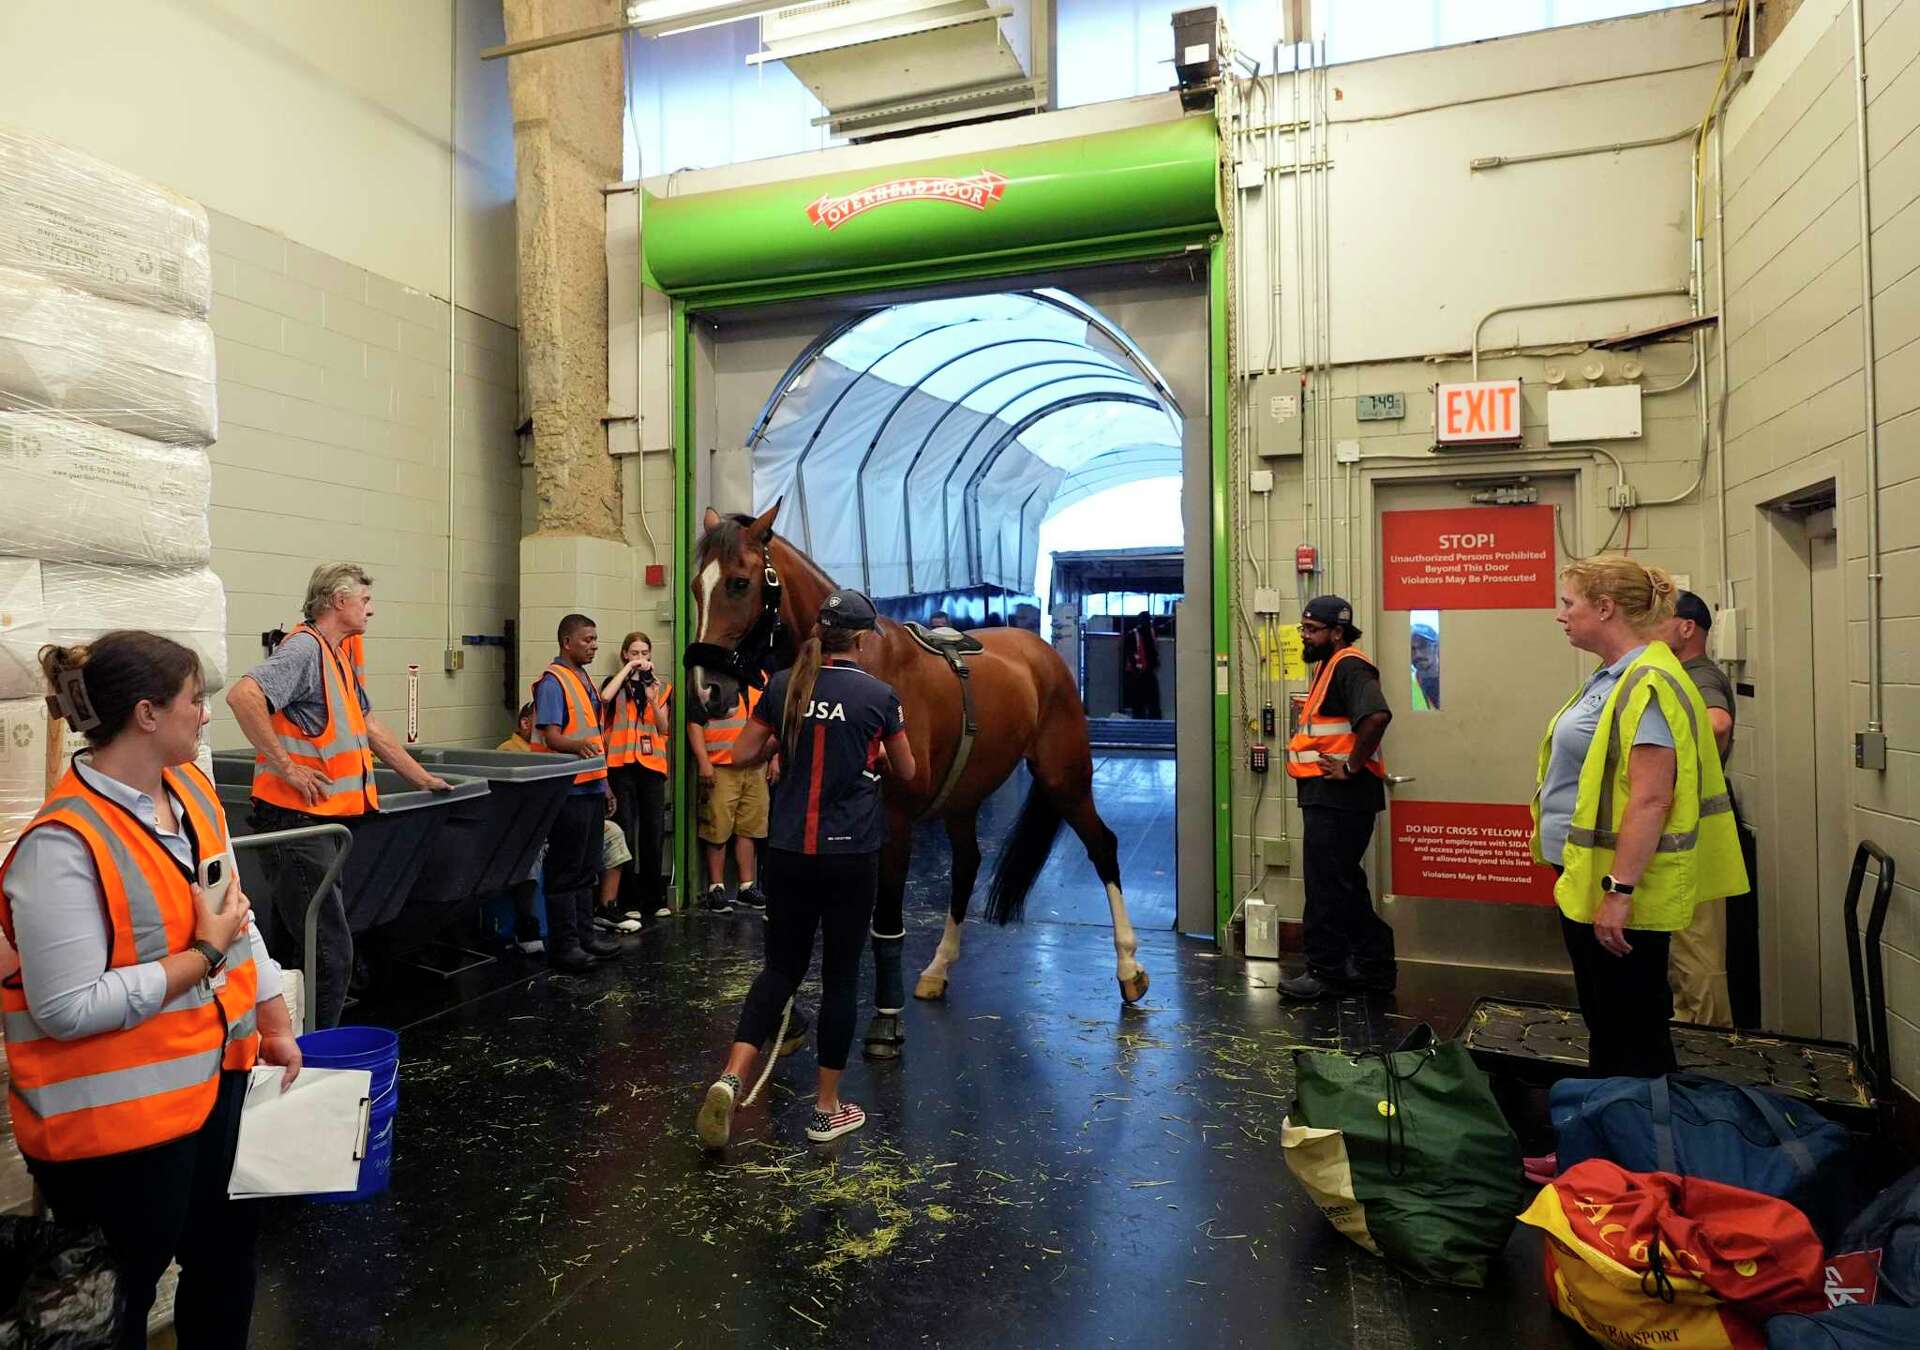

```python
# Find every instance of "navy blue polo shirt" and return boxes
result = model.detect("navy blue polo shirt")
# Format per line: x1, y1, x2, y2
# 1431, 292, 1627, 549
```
754, 662, 904, 854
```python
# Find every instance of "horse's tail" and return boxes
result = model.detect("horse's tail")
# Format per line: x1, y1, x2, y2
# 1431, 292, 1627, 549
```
984, 779, 1063, 926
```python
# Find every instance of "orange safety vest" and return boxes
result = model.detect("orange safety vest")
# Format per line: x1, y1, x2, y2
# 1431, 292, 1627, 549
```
606, 680, 672, 775
0, 762, 260, 1162
1286, 645, 1388, 780
698, 687, 759, 767
535, 662, 608, 786
251, 625, 380, 817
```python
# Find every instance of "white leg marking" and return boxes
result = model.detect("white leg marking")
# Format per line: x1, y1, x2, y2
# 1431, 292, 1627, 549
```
1108, 882, 1143, 983
920, 915, 964, 984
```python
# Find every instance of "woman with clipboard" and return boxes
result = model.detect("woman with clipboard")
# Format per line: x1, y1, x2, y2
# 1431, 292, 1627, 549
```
0, 631, 300, 1349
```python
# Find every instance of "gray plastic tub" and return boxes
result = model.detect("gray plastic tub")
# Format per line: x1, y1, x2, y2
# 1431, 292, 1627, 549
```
210, 751, 489, 932
400, 746, 596, 911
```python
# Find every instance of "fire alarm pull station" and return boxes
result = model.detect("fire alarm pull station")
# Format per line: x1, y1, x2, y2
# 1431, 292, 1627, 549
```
1249, 743, 1269, 774
1295, 544, 1317, 574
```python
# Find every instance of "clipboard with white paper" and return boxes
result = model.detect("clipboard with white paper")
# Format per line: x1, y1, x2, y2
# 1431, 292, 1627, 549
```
227, 1065, 373, 1199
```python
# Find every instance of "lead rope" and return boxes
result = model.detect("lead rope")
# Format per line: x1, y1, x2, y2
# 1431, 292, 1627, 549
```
740, 996, 793, 1108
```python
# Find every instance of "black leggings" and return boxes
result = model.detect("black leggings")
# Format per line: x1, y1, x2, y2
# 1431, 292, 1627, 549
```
611, 764, 666, 911
734, 849, 878, 1071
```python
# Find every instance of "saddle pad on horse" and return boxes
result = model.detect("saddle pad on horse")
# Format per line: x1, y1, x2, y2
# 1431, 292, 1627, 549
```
904, 622, 984, 673
903, 623, 983, 814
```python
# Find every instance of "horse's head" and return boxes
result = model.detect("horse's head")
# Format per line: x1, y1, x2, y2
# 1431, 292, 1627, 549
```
684, 502, 782, 723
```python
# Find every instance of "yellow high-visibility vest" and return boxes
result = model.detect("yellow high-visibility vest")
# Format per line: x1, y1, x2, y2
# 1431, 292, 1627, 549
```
1531, 641, 1747, 931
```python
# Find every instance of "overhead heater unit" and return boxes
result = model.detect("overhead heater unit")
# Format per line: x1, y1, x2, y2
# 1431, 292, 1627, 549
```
746, 0, 1042, 140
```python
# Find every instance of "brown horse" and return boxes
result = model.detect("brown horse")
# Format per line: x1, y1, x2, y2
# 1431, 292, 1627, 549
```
684, 504, 1149, 1054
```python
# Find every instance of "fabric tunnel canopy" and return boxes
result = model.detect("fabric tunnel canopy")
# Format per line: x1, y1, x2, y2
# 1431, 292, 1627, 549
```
748, 289, 1182, 600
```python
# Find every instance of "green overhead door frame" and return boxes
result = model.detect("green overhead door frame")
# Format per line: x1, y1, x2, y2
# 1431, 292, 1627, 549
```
657, 116, 1235, 935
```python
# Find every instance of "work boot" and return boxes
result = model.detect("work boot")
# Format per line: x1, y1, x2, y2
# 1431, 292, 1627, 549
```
548, 947, 593, 975
1276, 968, 1339, 1001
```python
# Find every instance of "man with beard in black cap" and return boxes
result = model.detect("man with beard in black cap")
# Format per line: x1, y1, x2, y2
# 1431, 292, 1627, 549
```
1280, 595, 1396, 999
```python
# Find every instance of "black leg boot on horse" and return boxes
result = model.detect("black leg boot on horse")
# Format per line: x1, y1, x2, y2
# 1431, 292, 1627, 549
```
864, 813, 912, 1059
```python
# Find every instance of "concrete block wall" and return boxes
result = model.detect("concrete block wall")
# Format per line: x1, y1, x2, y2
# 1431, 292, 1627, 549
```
1717, 0, 1920, 1096
204, 208, 523, 751
517, 534, 639, 705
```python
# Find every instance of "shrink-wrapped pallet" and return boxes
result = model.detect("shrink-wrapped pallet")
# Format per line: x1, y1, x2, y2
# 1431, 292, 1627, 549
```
0, 267, 216, 445
0, 697, 45, 855
0, 414, 211, 565
0, 126, 212, 318
42, 563, 227, 692
0, 559, 44, 703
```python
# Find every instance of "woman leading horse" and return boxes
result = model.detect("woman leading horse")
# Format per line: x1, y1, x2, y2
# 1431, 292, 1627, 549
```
683, 505, 1148, 1058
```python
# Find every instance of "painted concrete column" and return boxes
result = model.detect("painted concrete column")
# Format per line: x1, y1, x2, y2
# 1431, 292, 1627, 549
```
504, 0, 625, 539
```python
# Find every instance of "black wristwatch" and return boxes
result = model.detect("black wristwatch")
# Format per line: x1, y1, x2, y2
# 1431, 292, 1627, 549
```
1600, 874, 1635, 898
190, 940, 227, 980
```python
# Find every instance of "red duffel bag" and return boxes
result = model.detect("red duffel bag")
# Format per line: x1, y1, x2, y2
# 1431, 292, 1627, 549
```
1519, 1159, 1828, 1349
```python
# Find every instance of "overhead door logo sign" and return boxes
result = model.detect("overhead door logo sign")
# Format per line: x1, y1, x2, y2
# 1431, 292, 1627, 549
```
806, 171, 1008, 230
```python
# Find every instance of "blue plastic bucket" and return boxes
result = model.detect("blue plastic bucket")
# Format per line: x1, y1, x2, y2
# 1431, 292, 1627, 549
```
296, 1027, 400, 1202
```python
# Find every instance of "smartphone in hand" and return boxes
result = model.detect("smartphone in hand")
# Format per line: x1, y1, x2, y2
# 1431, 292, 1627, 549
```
198, 853, 232, 915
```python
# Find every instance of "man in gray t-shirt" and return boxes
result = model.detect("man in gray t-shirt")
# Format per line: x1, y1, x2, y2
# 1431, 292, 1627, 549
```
1665, 591, 1736, 1027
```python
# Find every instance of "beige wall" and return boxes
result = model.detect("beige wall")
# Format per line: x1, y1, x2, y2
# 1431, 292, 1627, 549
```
0, 0, 518, 325
1718, 0, 1920, 1095
206, 208, 523, 751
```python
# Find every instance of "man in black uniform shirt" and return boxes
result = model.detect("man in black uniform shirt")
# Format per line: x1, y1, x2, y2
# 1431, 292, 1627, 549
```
1280, 594, 1396, 1000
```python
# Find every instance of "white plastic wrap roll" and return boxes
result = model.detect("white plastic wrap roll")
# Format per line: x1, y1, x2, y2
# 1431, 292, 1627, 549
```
0, 267, 216, 445
42, 562, 227, 693
0, 697, 46, 856
0, 126, 212, 318
0, 558, 45, 703
0, 415, 211, 565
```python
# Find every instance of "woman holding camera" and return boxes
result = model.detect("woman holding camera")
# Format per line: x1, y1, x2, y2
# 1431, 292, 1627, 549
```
0, 632, 300, 1348
602, 631, 673, 921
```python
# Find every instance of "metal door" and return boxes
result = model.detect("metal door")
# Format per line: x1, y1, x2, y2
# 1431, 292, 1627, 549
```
1370, 474, 1584, 973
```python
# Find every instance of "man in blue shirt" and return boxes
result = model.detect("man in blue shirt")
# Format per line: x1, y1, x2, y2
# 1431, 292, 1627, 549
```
531, 614, 620, 973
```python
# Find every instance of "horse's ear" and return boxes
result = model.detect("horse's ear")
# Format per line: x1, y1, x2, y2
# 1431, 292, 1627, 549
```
702, 506, 722, 532
748, 499, 781, 543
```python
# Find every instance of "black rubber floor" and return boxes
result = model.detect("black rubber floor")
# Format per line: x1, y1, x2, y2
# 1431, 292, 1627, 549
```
248, 870, 1587, 1348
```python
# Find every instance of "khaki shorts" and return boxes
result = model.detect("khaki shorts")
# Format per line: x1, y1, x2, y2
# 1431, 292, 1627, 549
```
699, 763, 769, 844
600, 819, 633, 872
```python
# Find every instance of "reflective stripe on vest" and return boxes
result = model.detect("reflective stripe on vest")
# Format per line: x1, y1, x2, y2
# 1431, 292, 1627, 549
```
251, 626, 380, 818
1532, 643, 1748, 930
536, 663, 608, 785
699, 687, 759, 767
0, 763, 261, 1162
1285, 646, 1387, 780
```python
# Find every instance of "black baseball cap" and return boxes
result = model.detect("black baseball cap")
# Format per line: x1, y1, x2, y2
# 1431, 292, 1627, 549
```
1674, 591, 1713, 631
1302, 595, 1354, 627
819, 588, 878, 631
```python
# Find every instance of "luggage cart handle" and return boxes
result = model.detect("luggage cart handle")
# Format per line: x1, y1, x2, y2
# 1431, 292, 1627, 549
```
232, 825, 354, 1037
1842, 841, 1897, 1105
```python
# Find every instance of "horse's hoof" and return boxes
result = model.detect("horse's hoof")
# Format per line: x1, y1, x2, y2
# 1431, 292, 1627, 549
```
863, 1014, 905, 1060
914, 974, 948, 1001
1119, 968, 1150, 1005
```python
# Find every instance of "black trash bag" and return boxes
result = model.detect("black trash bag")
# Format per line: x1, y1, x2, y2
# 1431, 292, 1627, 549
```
0, 1216, 124, 1350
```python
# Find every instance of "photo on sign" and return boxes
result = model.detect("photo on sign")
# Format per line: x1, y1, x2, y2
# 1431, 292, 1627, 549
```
1410, 611, 1440, 711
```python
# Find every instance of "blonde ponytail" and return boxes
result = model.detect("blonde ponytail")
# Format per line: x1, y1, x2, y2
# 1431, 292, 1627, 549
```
1560, 554, 1678, 634
781, 635, 824, 754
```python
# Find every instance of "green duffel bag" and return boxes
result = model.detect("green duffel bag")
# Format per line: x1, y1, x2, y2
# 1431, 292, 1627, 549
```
1281, 1029, 1526, 1288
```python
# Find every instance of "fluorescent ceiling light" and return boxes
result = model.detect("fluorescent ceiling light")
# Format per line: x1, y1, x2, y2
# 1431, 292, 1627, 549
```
626, 0, 790, 37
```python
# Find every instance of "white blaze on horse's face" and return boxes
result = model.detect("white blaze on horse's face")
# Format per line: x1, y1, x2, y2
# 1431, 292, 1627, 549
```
692, 558, 721, 707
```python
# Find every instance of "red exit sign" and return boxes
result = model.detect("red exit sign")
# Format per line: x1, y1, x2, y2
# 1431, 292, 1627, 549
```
1436, 379, 1522, 444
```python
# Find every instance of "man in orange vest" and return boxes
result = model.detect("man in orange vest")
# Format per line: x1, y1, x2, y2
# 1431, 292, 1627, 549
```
532, 613, 621, 972
1280, 594, 1397, 1000
228, 561, 450, 1027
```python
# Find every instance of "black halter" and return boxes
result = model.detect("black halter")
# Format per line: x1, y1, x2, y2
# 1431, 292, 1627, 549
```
683, 537, 783, 695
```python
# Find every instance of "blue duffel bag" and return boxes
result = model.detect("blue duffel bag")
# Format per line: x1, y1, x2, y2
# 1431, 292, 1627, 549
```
1766, 1305, 1920, 1347
1551, 1073, 1855, 1241
1840, 1165, 1920, 1308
